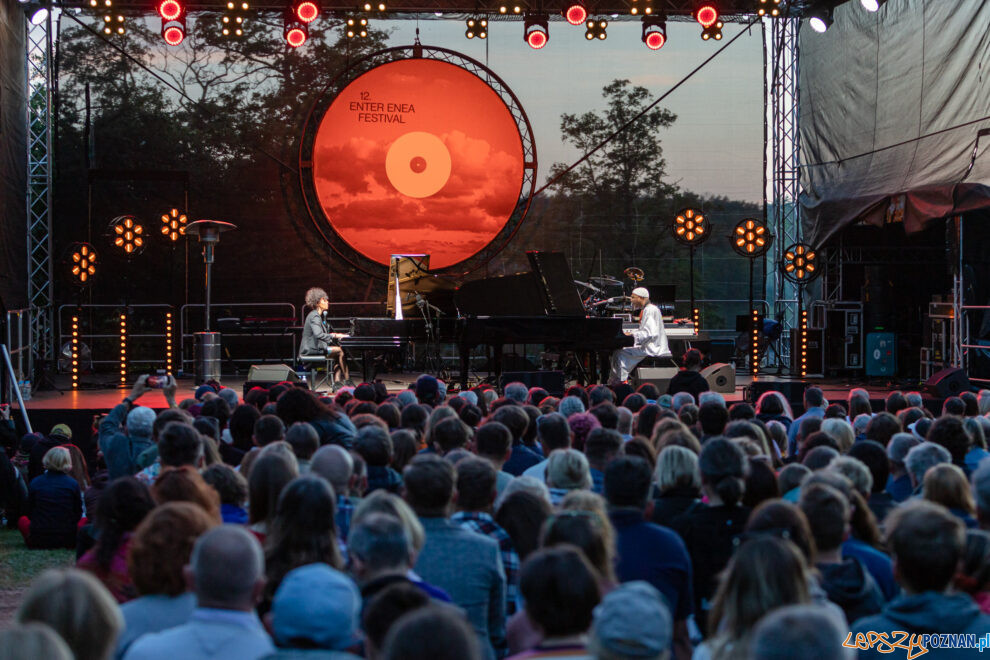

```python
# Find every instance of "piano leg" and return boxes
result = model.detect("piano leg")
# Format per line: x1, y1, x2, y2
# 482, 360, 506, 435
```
493, 344, 503, 391
459, 344, 471, 391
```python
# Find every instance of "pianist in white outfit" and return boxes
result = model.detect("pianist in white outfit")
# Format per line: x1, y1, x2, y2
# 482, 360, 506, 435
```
609, 287, 671, 383
300, 287, 350, 387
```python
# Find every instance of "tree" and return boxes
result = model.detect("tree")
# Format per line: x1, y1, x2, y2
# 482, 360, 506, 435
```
547, 79, 677, 220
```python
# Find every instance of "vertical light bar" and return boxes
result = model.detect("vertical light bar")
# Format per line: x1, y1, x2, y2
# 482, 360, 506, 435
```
165, 311, 173, 373
71, 315, 80, 389
692, 307, 700, 334
751, 309, 760, 375
120, 313, 127, 385
800, 309, 808, 377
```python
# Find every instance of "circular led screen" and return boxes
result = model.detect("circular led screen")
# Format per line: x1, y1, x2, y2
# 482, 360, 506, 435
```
311, 58, 526, 269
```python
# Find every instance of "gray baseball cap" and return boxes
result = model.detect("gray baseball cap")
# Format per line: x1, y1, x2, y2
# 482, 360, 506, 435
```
591, 581, 672, 658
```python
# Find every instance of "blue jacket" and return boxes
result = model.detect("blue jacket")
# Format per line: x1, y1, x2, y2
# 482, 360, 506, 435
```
100, 402, 155, 480
123, 607, 274, 660
843, 538, 899, 601
502, 443, 542, 476
27, 471, 81, 548
310, 415, 356, 450
787, 406, 826, 456
413, 517, 506, 659
851, 592, 990, 659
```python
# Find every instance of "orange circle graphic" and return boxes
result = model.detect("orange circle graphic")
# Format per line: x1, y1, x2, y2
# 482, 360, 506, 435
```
311, 59, 525, 269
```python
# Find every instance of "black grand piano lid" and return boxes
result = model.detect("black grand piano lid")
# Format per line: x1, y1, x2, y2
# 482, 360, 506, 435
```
454, 250, 585, 317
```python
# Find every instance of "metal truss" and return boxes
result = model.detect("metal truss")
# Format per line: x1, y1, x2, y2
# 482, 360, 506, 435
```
766, 15, 800, 368
26, 14, 56, 370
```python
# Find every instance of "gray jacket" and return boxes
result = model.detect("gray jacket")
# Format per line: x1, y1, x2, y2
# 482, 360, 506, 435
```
414, 517, 507, 659
299, 309, 337, 356
99, 402, 154, 481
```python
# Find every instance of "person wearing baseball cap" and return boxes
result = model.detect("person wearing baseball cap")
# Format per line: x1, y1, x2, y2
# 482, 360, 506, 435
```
590, 581, 672, 659
609, 287, 671, 384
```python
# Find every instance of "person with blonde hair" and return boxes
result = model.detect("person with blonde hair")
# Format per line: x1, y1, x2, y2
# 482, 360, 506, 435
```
924, 463, 979, 528
0, 622, 74, 660
820, 418, 855, 454
545, 448, 592, 504
18, 446, 82, 549
650, 446, 701, 527
16, 568, 123, 660
698, 536, 811, 660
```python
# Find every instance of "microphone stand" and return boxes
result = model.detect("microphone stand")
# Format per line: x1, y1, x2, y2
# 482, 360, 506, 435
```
415, 292, 448, 381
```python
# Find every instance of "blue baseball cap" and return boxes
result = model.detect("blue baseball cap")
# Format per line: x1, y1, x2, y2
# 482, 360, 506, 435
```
271, 563, 361, 650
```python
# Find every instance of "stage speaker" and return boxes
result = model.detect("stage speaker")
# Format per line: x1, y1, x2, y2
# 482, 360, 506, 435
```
747, 380, 808, 406
923, 367, 970, 398
701, 363, 735, 393
708, 340, 735, 364
243, 364, 303, 398
632, 367, 679, 394
500, 370, 565, 397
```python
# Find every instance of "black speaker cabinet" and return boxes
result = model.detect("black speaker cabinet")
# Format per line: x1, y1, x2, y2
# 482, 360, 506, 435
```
243, 364, 303, 398
500, 370, 566, 397
923, 367, 971, 398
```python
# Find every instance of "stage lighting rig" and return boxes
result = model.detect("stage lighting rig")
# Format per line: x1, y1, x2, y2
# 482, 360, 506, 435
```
673, 208, 709, 245
693, 1, 718, 27
109, 215, 146, 255
465, 16, 487, 38
563, 2, 587, 25
498, 2, 523, 14
584, 17, 607, 40
345, 16, 368, 37
641, 15, 665, 50
731, 218, 772, 257
292, 0, 319, 22
628, 0, 653, 16
156, 0, 182, 20
102, 13, 125, 34
808, 6, 833, 32
361, 1, 386, 11
756, 0, 781, 17
523, 13, 548, 49
780, 243, 818, 283
68, 243, 98, 285
160, 208, 188, 242
222, 1, 248, 37
162, 17, 185, 44
701, 18, 722, 40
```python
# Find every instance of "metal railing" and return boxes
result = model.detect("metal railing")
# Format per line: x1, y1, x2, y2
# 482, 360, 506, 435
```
180, 303, 297, 372
5, 307, 35, 382
57, 304, 175, 370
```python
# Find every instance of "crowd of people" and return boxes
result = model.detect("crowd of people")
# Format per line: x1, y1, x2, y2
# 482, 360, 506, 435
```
2, 370, 990, 660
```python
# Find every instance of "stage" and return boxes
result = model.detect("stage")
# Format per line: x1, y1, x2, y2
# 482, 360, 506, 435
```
10, 372, 948, 445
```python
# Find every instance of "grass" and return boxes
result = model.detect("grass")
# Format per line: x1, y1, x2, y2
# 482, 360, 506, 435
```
0, 529, 74, 590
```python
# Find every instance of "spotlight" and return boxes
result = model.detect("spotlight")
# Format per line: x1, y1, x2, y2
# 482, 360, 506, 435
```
701, 19, 723, 40
102, 13, 125, 35
498, 2, 522, 13
345, 16, 368, 38
629, 0, 653, 15
109, 215, 146, 255
757, 0, 781, 17
160, 208, 188, 242
162, 17, 186, 45
693, 1, 718, 28
68, 243, 98, 285
693, 307, 701, 333
156, 0, 183, 20
585, 17, 607, 40
780, 243, 819, 283
731, 218, 773, 257
465, 16, 487, 38
361, 1, 385, 10
641, 15, 665, 50
860, 0, 885, 10
292, 0, 319, 23
808, 7, 833, 32
28, 6, 48, 24
285, 21, 307, 46
523, 13, 548, 49
221, 1, 249, 36
563, 2, 587, 25
672, 208, 710, 245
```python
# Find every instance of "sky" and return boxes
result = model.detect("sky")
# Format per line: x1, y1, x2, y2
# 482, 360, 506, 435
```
381, 17, 766, 203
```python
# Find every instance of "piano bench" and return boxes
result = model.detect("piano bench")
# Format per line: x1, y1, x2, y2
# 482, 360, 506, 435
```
298, 354, 334, 392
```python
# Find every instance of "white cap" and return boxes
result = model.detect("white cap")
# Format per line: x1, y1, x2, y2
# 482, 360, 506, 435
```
632, 287, 650, 299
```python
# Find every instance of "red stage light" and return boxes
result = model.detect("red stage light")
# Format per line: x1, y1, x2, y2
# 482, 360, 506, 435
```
285, 25, 307, 46
694, 2, 718, 27
526, 29, 547, 48
564, 3, 587, 25
645, 30, 664, 49
162, 20, 184, 45
157, 0, 182, 20
294, 0, 319, 23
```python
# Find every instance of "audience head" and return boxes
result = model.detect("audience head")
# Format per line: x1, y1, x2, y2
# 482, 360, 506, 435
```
151, 465, 221, 521
927, 415, 971, 465
546, 449, 592, 491
93, 477, 155, 570
403, 454, 455, 517
491, 405, 529, 442
567, 412, 601, 452
605, 455, 653, 509
746, 499, 817, 564
189, 525, 265, 610
455, 457, 497, 512
923, 463, 975, 515
363, 582, 430, 659
15, 569, 123, 660
585, 427, 622, 470
253, 414, 287, 447
885, 500, 965, 593
248, 450, 299, 528
699, 438, 748, 507
827, 456, 873, 499
269, 563, 359, 650
129, 502, 217, 596
284, 422, 319, 463
590, 581, 672, 660
519, 546, 601, 638
904, 441, 952, 488
494, 490, 553, 561
653, 445, 701, 495
799, 483, 849, 554
382, 606, 481, 660
0, 623, 73, 660
126, 406, 156, 438
558, 396, 585, 418
698, 401, 729, 437
430, 417, 472, 455
749, 604, 848, 660
847, 440, 889, 495
158, 422, 203, 468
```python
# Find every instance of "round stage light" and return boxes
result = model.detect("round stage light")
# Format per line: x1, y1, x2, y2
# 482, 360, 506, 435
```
285, 25, 307, 46
564, 3, 587, 26
757, 0, 781, 17
157, 0, 182, 20
68, 243, 98, 285
109, 215, 146, 255
642, 16, 666, 50
160, 208, 188, 242
524, 16, 548, 49
162, 20, 185, 45
294, 0, 318, 23
861, 0, 882, 11
694, 2, 718, 28
644, 29, 665, 49
808, 8, 833, 32
672, 208, 711, 246
731, 218, 773, 257
780, 242, 819, 283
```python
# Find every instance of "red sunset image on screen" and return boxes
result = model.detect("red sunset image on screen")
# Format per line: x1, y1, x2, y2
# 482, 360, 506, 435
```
311, 58, 526, 269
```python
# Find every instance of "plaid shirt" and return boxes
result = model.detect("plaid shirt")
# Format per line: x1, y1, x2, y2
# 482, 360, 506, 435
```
452, 510, 520, 615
